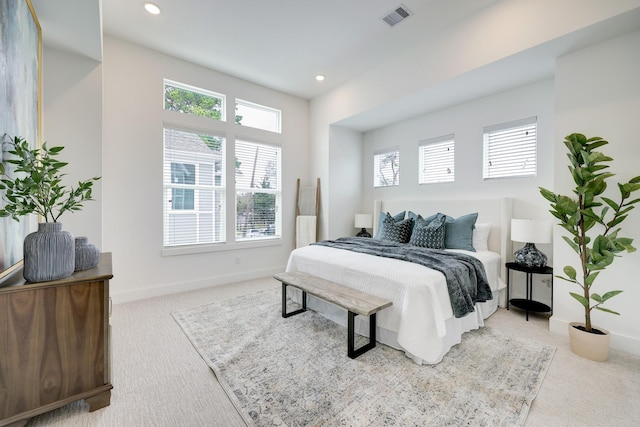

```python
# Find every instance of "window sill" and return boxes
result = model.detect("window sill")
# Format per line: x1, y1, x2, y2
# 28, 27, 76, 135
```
162, 237, 282, 257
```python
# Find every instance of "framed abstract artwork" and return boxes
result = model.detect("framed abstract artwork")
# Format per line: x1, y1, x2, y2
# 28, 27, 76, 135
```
0, 0, 41, 283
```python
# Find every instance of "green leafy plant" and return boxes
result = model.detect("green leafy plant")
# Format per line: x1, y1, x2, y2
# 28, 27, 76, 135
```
0, 136, 100, 223
540, 133, 640, 333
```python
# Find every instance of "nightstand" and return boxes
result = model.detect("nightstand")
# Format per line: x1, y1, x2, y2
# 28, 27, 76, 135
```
506, 262, 553, 321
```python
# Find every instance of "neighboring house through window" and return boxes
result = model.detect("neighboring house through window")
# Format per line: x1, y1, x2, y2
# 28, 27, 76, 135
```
162, 79, 282, 249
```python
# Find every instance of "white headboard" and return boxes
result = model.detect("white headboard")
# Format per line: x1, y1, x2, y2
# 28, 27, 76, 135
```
373, 198, 513, 282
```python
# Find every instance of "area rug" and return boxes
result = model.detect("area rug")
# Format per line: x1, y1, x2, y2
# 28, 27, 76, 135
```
172, 288, 555, 427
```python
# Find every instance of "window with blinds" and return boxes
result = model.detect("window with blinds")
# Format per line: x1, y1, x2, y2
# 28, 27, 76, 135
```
483, 117, 537, 179
419, 135, 455, 184
163, 127, 225, 247
374, 148, 400, 187
235, 140, 281, 240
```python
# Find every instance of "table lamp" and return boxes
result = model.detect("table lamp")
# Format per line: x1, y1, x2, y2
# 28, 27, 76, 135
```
354, 214, 373, 238
511, 218, 552, 268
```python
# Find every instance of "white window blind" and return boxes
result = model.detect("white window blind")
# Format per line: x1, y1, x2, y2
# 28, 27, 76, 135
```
419, 135, 455, 184
163, 127, 225, 247
483, 117, 537, 179
374, 148, 400, 187
235, 140, 281, 240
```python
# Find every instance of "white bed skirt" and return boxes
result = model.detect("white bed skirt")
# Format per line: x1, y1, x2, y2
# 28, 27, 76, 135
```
291, 289, 499, 365
285, 245, 502, 365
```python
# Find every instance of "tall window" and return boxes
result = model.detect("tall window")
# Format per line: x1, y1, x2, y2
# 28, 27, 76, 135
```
419, 135, 455, 184
236, 99, 281, 133
163, 127, 225, 247
374, 148, 400, 187
483, 117, 537, 179
235, 140, 281, 240
164, 79, 226, 121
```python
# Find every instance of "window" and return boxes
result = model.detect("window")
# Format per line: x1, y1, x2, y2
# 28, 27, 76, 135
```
163, 127, 225, 247
419, 135, 455, 184
235, 140, 281, 240
374, 148, 400, 187
483, 117, 537, 179
164, 79, 226, 121
235, 99, 281, 133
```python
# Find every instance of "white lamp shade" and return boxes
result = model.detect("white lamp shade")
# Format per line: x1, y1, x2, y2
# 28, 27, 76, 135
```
354, 214, 373, 229
511, 219, 552, 244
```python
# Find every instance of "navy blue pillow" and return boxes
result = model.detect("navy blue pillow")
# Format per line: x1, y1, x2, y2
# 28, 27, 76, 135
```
409, 213, 446, 249
379, 213, 414, 243
373, 211, 406, 239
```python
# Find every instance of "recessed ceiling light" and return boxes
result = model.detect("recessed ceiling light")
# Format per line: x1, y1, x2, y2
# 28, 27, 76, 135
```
144, 3, 161, 15
315, 74, 326, 82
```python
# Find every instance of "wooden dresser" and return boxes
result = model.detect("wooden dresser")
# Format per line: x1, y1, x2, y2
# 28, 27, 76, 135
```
0, 253, 113, 427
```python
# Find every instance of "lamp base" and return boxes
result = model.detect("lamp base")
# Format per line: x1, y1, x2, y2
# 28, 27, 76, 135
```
356, 228, 371, 238
514, 243, 547, 268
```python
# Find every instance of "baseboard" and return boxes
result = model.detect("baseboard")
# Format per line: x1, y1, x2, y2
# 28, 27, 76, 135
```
550, 316, 640, 357
110, 265, 285, 304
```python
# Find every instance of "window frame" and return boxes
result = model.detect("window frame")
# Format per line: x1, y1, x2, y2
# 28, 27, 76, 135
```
373, 147, 400, 188
418, 134, 455, 184
483, 116, 537, 180
235, 98, 282, 133
162, 126, 226, 248
163, 79, 226, 122
234, 138, 282, 241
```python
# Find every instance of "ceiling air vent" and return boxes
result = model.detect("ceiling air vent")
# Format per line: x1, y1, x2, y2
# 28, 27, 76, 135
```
381, 4, 413, 27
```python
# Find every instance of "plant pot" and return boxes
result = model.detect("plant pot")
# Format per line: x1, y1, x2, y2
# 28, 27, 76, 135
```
568, 322, 611, 362
23, 222, 75, 282
75, 236, 100, 271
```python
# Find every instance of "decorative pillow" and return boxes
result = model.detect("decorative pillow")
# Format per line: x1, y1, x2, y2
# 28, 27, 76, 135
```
407, 211, 438, 223
409, 213, 446, 249
472, 222, 492, 251
373, 211, 406, 239
444, 212, 478, 251
379, 213, 414, 243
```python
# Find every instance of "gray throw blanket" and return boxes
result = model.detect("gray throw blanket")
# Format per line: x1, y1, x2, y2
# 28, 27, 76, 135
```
313, 237, 493, 318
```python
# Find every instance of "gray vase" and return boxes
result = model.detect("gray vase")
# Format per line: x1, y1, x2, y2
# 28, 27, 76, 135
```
23, 222, 75, 282
75, 236, 100, 271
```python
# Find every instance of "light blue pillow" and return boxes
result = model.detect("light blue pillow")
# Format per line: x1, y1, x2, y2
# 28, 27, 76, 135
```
373, 211, 405, 239
408, 211, 438, 223
444, 212, 478, 251
409, 213, 446, 249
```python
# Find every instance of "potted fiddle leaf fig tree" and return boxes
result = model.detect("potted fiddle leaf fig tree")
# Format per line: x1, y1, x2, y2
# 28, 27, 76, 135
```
540, 133, 640, 361
0, 136, 100, 282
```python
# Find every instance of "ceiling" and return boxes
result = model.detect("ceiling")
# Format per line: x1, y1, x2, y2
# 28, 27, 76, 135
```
29, 0, 640, 131
32, 0, 500, 99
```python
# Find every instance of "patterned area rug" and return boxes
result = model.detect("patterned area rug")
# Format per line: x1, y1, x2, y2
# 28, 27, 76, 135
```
172, 288, 555, 427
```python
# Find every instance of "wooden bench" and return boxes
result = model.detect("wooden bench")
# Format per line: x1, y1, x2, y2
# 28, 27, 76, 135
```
273, 271, 393, 359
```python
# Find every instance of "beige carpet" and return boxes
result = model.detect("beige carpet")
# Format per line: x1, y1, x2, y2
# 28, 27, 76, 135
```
172, 288, 555, 426
25, 277, 640, 427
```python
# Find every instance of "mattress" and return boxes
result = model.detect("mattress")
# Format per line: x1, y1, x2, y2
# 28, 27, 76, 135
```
285, 244, 503, 364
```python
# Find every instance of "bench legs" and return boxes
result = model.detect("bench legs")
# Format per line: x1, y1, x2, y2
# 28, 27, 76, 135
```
281, 283, 377, 359
282, 283, 307, 317
348, 311, 377, 359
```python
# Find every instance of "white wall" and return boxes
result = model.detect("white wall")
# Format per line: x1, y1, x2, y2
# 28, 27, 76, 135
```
552, 30, 640, 354
41, 47, 103, 246
362, 79, 554, 217
101, 37, 309, 302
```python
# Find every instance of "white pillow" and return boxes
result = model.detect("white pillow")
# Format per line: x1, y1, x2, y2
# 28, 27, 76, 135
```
472, 222, 491, 251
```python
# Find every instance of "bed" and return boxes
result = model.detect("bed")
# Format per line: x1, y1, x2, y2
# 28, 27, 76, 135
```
285, 198, 513, 364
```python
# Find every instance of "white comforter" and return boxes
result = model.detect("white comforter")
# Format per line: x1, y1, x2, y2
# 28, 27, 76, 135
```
285, 245, 502, 364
